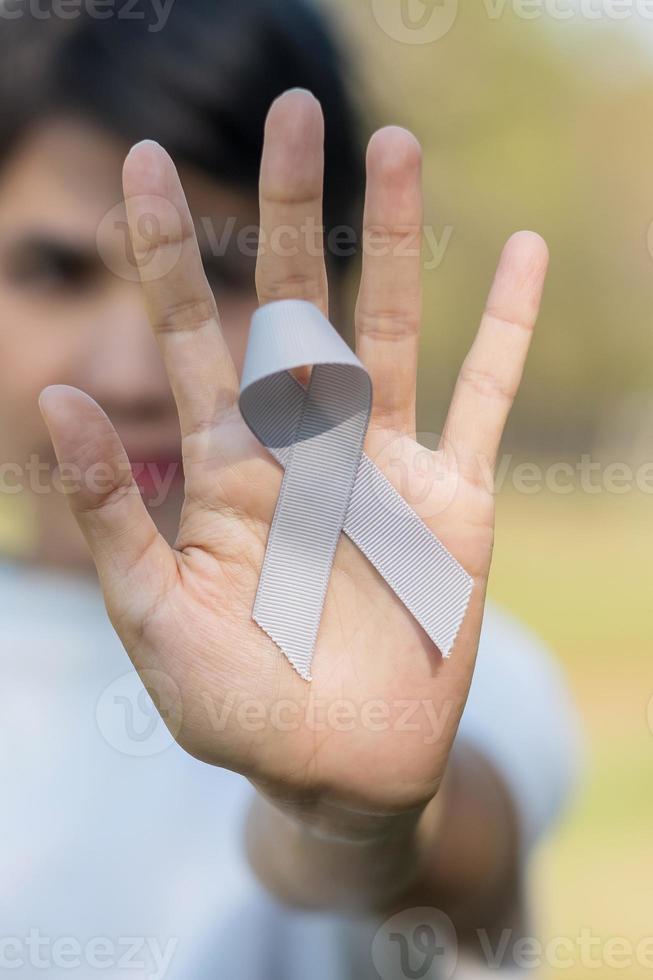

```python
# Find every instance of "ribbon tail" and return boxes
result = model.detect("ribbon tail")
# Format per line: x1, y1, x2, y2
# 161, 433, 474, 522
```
251, 361, 371, 681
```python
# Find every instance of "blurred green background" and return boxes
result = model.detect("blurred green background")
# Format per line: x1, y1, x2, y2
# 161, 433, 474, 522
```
333, 2, 652, 977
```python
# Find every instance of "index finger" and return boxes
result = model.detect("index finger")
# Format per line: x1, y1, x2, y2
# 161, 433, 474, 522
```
256, 89, 329, 317
122, 141, 239, 441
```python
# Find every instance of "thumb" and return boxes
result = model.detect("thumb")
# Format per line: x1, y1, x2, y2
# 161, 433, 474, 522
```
39, 384, 176, 619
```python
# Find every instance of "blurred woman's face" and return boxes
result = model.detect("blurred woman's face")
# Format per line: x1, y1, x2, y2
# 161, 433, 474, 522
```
0, 117, 259, 568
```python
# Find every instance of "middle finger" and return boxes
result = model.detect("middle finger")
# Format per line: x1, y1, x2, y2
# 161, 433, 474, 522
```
256, 89, 329, 318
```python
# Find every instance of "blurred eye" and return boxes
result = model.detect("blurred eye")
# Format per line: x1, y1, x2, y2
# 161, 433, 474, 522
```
1, 239, 98, 295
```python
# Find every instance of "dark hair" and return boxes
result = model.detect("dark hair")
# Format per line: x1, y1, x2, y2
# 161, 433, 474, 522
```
0, 0, 365, 276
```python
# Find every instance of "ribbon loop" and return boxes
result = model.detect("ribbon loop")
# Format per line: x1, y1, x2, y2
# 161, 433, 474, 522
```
239, 300, 472, 680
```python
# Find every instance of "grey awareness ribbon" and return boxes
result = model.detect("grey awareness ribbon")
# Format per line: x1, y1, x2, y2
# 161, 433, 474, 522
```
239, 299, 473, 681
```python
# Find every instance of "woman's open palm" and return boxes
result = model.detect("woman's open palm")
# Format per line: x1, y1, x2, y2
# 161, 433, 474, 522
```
41, 90, 548, 817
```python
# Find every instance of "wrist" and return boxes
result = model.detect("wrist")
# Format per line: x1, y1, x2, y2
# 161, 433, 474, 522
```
252, 781, 440, 845
247, 779, 451, 912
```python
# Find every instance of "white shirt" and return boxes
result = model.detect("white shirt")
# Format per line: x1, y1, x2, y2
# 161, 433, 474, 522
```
0, 561, 580, 979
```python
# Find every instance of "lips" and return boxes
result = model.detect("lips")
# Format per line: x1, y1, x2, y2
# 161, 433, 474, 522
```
130, 457, 184, 499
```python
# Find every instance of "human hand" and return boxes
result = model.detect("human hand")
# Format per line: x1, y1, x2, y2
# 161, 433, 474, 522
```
40, 90, 548, 827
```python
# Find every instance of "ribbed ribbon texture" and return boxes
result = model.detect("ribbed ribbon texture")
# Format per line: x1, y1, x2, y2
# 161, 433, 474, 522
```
239, 300, 473, 680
